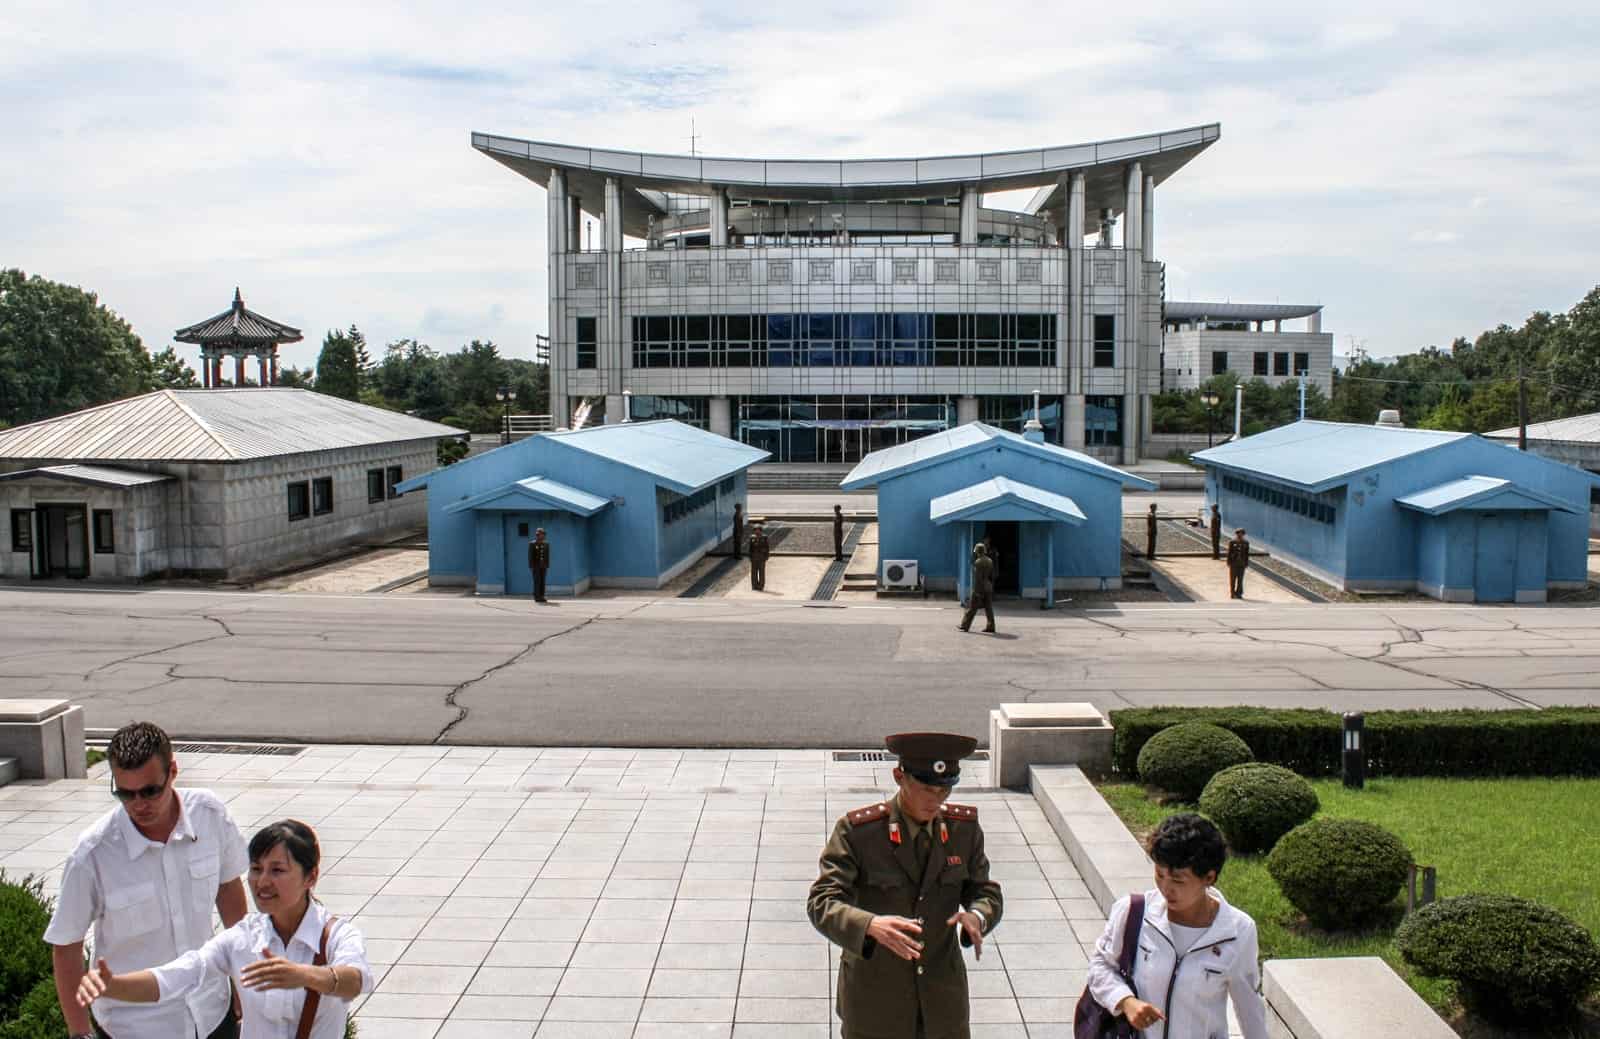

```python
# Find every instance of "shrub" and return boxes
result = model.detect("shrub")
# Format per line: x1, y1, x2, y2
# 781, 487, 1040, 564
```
1198, 763, 1319, 854
1397, 894, 1600, 1021
0, 977, 65, 1039
0, 874, 54, 1021
1136, 723, 1254, 801
1266, 818, 1412, 929
1109, 706, 1600, 778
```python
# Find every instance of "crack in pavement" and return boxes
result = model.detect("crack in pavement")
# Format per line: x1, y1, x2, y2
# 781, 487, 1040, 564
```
84, 612, 240, 676
432, 615, 598, 744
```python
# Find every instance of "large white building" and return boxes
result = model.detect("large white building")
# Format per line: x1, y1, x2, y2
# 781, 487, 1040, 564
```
1162, 301, 1332, 396
474, 124, 1223, 463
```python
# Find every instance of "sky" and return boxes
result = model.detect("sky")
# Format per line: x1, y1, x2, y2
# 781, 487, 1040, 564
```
3, 1, 1596, 373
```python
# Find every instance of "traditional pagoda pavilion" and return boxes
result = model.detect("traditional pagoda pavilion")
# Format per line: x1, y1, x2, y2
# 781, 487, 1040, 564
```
174, 288, 303, 388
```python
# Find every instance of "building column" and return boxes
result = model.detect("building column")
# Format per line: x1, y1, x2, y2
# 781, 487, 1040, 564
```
709, 396, 732, 439
1141, 173, 1154, 255
604, 393, 625, 424
1123, 162, 1144, 465
568, 195, 583, 252
212, 357, 222, 387
1064, 394, 1085, 452
1067, 172, 1086, 399
959, 185, 979, 245
234, 354, 245, 387
551, 393, 569, 429
199, 352, 210, 388
270, 354, 279, 386
603, 176, 625, 397
258, 355, 268, 387
548, 168, 569, 430
1122, 392, 1140, 465
957, 395, 979, 426
709, 188, 728, 247
1309, 311, 1322, 333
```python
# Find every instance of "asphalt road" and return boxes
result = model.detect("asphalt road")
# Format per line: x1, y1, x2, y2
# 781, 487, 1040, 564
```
3, 586, 1597, 747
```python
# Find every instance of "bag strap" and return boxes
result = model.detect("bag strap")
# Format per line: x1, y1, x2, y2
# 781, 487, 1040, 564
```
1117, 894, 1146, 982
294, 916, 338, 1039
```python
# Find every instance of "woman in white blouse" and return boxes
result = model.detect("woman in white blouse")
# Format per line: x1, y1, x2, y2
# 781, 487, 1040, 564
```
78, 819, 371, 1039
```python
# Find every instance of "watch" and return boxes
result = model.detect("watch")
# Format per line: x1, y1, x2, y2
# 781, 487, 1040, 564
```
969, 908, 987, 932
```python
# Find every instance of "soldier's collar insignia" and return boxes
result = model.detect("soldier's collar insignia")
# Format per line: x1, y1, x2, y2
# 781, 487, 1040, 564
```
888, 821, 901, 846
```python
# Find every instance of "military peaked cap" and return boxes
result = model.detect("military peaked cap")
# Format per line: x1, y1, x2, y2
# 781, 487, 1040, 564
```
887, 731, 979, 787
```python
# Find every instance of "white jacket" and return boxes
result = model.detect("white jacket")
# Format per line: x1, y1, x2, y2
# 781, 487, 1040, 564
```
1087, 888, 1269, 1039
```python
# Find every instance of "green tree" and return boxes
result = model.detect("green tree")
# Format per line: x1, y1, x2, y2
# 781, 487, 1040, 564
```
149, 346, 199, 389
446, 339, 506, 408
314, 329, 361, 400
0, 269, 155, 426
276, 366, 314, 389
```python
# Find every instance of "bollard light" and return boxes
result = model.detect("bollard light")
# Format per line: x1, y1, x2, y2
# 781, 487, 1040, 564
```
1342, 712, 1365, 789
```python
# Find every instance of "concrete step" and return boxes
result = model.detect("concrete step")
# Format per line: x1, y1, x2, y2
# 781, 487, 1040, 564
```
0, 757, 18, 788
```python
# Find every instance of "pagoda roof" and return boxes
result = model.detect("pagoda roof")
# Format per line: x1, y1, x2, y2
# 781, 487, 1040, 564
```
174, 289, 303, 347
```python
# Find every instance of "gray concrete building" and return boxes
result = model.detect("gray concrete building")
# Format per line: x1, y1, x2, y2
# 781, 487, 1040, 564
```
1161, 301, 1332, 396
1487, 412, 1600, 533
0, 389, 462, 582
473, 123, 1222, 464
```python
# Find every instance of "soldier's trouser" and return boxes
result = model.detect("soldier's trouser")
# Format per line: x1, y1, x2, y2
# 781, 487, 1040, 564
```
751, 559, 765, 589
1147, 536, 1156, 559
960, 597, 995, 631
533, 568, 547, 601
1212, 538, 1221, 559
1229, 565, 1245, 597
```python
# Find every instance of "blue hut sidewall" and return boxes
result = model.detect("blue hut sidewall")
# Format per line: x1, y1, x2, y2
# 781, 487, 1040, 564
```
502, 512, 591, 595
877, 443, 1125, 590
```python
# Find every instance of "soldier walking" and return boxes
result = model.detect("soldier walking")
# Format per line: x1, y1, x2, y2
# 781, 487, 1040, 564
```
834, 503, 846, 561
959, 543, 996, 634
1226, 527, 1250, 599
749, 520, 770, 591
529, 527, 550, 602
1210, 503, 1223, 559
1145, 503, 1159, 560
732, 503, 744, 561
809, 732, 1003, 1039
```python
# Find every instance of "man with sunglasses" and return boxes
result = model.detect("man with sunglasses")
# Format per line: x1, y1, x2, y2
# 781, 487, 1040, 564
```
808, 732, 1004, 1038
45, 722, 249, 1039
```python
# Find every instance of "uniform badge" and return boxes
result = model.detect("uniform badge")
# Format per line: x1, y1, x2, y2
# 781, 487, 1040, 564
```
939, 820, 949, 843
888, 821, 901, 846
946, 855, 962, 866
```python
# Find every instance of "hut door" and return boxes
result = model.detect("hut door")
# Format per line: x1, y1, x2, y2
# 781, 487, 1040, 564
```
1471, 513, 1516, 602
40, 504, 89, 579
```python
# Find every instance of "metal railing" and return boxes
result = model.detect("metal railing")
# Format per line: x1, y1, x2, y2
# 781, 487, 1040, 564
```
501, 414, 553, 440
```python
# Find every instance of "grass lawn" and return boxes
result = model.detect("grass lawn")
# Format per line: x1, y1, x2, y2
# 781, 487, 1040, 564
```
1098, 777, 1600, 1016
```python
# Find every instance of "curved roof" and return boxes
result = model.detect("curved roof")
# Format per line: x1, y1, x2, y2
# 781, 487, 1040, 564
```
175, 289, 302, 347
472, 124, 1220, 237
1165, 301, 1323, 322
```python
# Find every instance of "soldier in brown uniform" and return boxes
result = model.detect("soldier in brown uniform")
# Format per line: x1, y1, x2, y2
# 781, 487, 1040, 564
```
1145, 503, 1159, 560
528, 527, 550, 602
1226, 527, 1250, 599
1210, 503, 1223, 559
732, 503, 744, 561
809, 732, 1003, 1039
834, 503, 847, 561
748, 520, 770, 590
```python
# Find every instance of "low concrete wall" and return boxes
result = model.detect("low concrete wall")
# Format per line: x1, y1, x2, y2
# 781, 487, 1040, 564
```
1030, 764, 1151, 913
1264, 958, 1455, 1038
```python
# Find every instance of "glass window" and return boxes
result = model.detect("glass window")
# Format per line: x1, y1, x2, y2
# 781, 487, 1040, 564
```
1093, 315, 1116, 368
1274, 352, 1290, 376
1212, 351, 1228, 376
768, 314, 793, 340
91, 510, 114, 554
312, 477, 334, 516
1294, 351, 1310, 376
576, 317, 597, 369
9, 509, 31, 552
727, 315, 751, 340
1253, 352, 1269, 376
367, 468, 386, 503
1085, 395, 1122, 446
287, 482, 310, 521
386, 466, 403, 500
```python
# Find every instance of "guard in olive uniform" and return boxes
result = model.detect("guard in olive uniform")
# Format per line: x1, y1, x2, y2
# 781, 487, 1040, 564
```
834, 503, 846, 561
732, 503, 744, 560
959, 543, 995, 634
809, 732, 1003, 1039
1226, 527, 1250, 599
528, 528, 550, 602
748, 520, 770, 590
1145, 503, 1159, 560
1210, 503, 1222, 559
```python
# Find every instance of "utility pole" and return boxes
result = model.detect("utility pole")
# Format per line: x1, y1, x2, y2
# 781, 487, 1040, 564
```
688, 118, 700, 157
1517, 358, 1528, 450
1298, 375, 1307, 421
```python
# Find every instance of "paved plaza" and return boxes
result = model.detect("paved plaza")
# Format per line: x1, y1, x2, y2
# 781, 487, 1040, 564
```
1, 745, 1114, 1038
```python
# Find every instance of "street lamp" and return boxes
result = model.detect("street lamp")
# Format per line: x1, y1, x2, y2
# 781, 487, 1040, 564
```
496, 386, 512, 445
1200, 391, 1220, 448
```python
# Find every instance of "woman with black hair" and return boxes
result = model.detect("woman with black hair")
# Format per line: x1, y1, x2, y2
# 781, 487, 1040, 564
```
77, 819, 372, 1039
1086, 813, 1268, 1039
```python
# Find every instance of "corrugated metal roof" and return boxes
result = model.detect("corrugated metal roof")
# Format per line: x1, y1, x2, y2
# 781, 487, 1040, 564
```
1486, 411, 1600, 444
1395, 476, 1581, 515
173, 289, 303, 346
543, 420, 770, 494
841, 423, 1154, 490
1165, 301, 1323, 322
1193, 421, 1468, 492
0, 389, 464, 462
0, 464, 175, 488
930, 476, 1087, 526
443, 476, 612, 516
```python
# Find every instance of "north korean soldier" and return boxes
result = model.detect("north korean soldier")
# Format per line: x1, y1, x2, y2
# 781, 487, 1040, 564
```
1210, 503, 1223, 559
732, 502, 745, 561
1226, 527, 1250, 599
809, 732, 1003, 1039
748, 519, 770, 591
959, 543, 996, 634
529, 527, 550, 602
834, 503, 846, 561
1145, 503, 1159, 560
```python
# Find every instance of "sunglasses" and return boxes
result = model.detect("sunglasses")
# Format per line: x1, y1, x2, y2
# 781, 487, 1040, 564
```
110, 778, 169, 803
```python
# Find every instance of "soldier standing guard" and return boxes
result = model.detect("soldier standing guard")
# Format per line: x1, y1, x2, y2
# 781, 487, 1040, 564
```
1226, 527, 1250, 599
834, 503, 846, 561
528, 527, 550, 603
1210, 503, 1223, 559
1145, 503, 1159, 560
959, 543, 996, 634
748, 520, 770, 591
732, 502, 744, 561
809, 732, 1003, 1039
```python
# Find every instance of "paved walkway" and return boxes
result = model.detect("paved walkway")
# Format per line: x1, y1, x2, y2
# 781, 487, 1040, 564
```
1, 746, 1103, 1038
1150, 554, 1307, 604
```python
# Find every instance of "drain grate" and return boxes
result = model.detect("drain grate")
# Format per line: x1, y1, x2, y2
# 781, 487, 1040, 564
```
170, 742, 306, 757
833, 750, 988, 763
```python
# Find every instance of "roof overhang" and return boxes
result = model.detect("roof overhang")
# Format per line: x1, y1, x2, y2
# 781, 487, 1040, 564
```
0, 465, 176, 489
473, 124, 1220, 238
1164, 301, 1323, 323
442, 476, 612, 517
1395, 476, 1583, 516
930, 477, 1088, 526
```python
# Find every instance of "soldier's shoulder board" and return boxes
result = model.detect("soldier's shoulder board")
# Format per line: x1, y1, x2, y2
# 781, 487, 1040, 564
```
942, 803, 978, 822
845, 802, 890, 827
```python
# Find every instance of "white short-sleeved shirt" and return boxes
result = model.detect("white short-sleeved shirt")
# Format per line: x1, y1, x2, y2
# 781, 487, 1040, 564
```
153, 900, 372, 1039
44, 787, 249, 1039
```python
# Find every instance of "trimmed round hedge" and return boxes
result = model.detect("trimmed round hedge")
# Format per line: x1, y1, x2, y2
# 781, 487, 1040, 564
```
1397, 894, 1600, 1020
0, 876, 53, 1023
1198, 763, 1319, 854
1266, 818, 1412, 929
1136, 722, 1254, 801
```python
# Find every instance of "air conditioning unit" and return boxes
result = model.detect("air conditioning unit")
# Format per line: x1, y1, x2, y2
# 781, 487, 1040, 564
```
881, 559, 920, 590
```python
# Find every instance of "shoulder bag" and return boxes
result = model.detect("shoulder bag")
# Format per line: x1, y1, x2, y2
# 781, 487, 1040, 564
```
294, 916, 338, 1039
1073, 893, 1146, 1039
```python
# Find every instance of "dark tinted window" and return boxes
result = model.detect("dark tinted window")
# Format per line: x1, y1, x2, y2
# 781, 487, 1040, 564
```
576, 317, 597, 369
287, 482, 310, 521
9, 510, 30, 552
312, 477, 334, 516
1093, 315, 1115, 368
93, 511, 114, 554
367, 468, 385, 503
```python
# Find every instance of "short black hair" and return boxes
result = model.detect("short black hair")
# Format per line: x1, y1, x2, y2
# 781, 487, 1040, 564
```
1147, 813, 1227, 879
106, 722, 172, 774
249, 819, 321, 876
